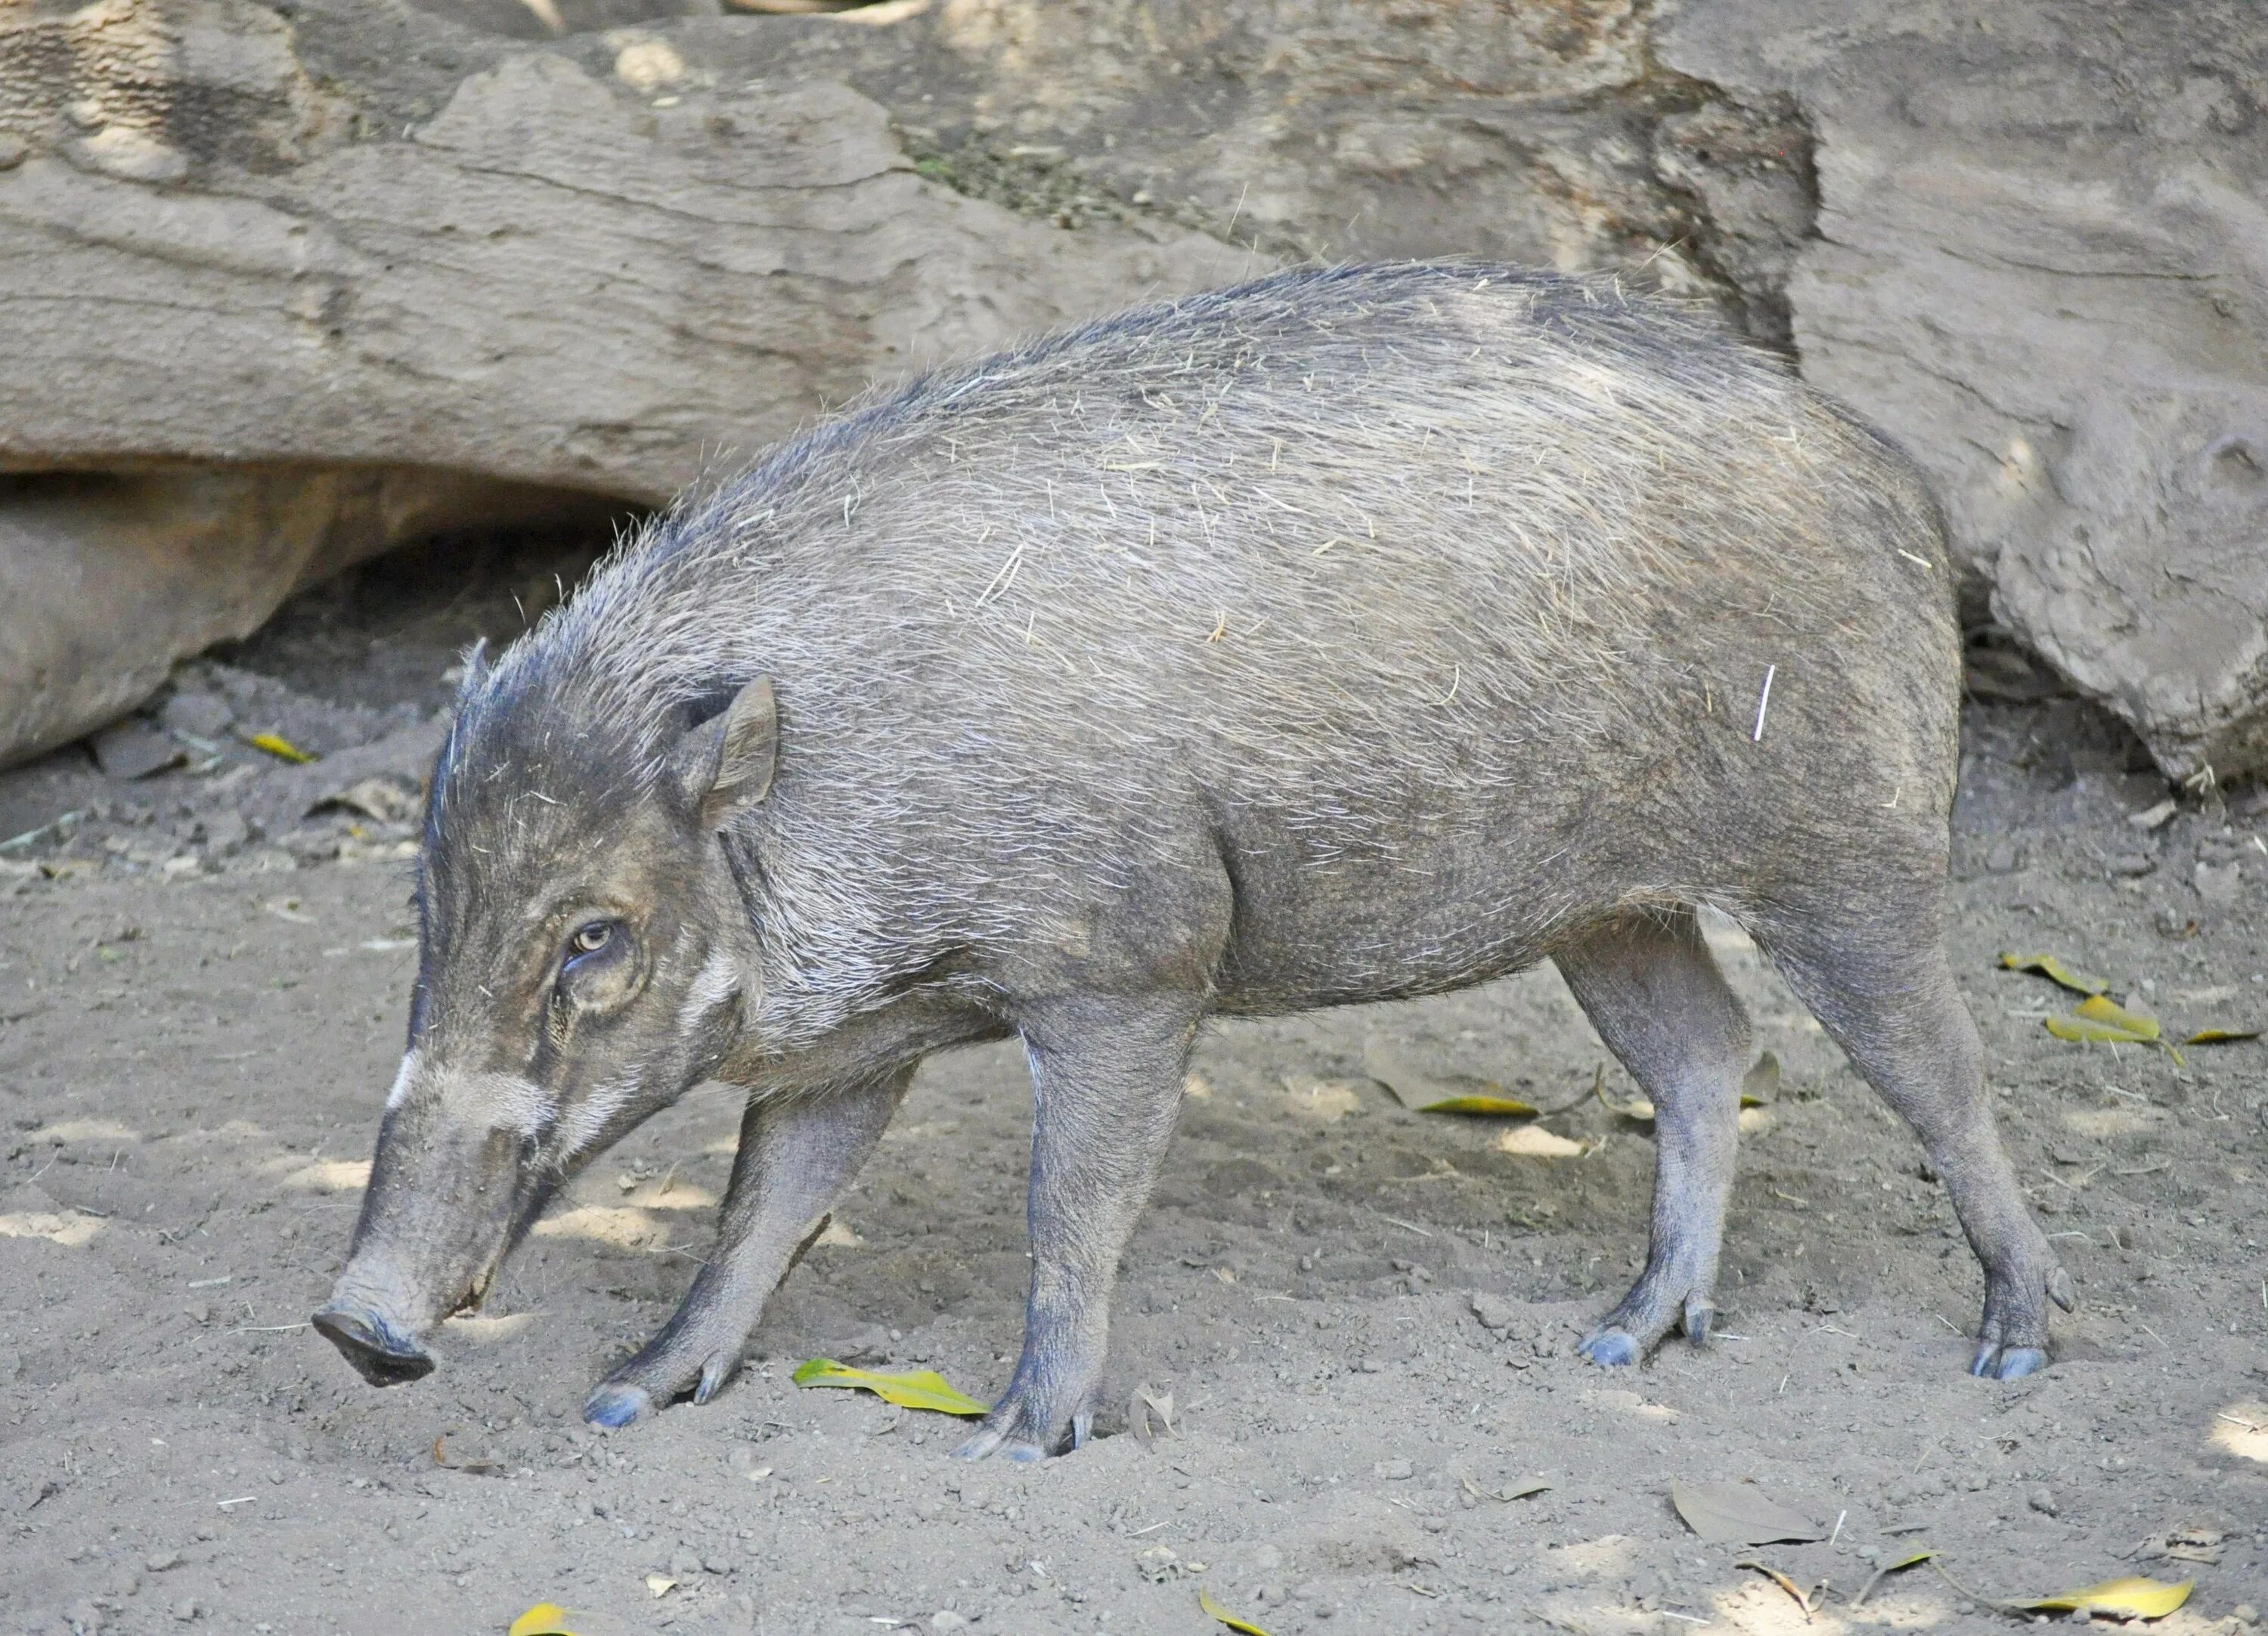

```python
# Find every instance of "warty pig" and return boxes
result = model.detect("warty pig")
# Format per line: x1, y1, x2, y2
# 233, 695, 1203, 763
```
314, 262, 2071, 1460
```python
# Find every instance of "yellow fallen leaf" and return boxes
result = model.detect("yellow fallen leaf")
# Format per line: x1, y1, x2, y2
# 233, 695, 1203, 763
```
1740, 1050, 1779, 1107
2045, 1015, 2154, 1046
247, 731, 315, 764
1416, 1095, 1541, 1117
508, 1604, 581, 1636
644, 1574, 677, 1598
2019, 1576, 2192, 1619
1734, 1558, 1817, 1616
1852, 1548, 1935, 1607
2185, 1026, 2261, 1044
1362, 1038, 1532, 1115
2076, 994, 2161, 1040
791, 1358, 990, 1416
1199, 1586, 1275, 1636
2000, 952, 2108, 995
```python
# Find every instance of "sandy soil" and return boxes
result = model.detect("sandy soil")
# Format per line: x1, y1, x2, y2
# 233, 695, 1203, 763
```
2, 548, 2264, 1636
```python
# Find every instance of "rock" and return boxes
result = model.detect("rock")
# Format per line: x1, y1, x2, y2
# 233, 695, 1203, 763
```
1664, 0, 2268, 781
0, 466, 603, 770
159, 691, 235, 740
203, 810, 251, 857
2195, 860, 2242, 905
0, 0, 1244, 770
2027, 1485, 2058, 1517
929, 1613, 969, 1632
1373, 1458, 1414, 1481
1470, 1292, 1521, 1332
309, 776, 421, 826
90, 721, 184, 780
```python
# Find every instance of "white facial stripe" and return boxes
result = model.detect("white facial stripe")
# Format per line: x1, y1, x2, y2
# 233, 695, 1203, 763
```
559, 1073, 638, 1154
384, 1051, 423, 1111
435, 1070, 552, 1137
387, 1056, 552, 1137
674, 950, 741, 1035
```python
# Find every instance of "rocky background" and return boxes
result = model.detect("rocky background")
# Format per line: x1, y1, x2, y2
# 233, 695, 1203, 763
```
1, 0, 2264, 782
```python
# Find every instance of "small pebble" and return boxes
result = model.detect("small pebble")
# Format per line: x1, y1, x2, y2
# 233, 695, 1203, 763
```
930, 1613, 969, 1632
2027, 1485, 2057, 1517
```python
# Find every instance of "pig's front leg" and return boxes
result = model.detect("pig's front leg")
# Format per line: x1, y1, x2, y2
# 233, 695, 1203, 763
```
582, 1064, 914, 1427
955, 994, 1201, 1462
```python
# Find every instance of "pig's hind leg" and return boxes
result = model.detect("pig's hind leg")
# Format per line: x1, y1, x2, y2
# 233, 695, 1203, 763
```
1556, 908, 1752, 1367
1757, 906, 2074, 1380
953, 993, 1204, 1463
581, 1064, 914, 1428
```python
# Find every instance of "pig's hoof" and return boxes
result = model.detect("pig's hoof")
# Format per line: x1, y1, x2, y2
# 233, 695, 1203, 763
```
312, 1308, 435, 1387
951, 1399, 1087, 1463
950, 1423, 1049, 1463
1577, 1328, 1641, 1368
582, 1382, 654, 1429
1969, 1343, 2046, 1380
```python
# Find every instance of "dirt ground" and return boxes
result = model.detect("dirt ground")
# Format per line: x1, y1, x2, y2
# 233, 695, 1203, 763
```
2, 541, 2265, 1636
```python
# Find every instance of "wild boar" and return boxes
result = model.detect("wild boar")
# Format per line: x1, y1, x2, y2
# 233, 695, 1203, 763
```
314, 262, 2071, 1461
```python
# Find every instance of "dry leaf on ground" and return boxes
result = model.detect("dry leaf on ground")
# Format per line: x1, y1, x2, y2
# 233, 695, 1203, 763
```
247, 731, 316, 764
2184, 1027, 2261, 1045
2017, 1576, 2192, 1619
1999, 953, 2109, 994
790, 1358, 990, 1416
2046, 1015, 2156, 1046
1929, 1558, 2193, 1621
1735, 1558, 1819, 1619
1462, 1476, 1550, 1502
2076, 994, 2162, 1040
1198, 1585, 1274, 1636
1852, 1548, 1935, 1607
1670, 1480, 1823, 1545
1130, 1382, 1176, 1446
1362, 1038, 1538, 1117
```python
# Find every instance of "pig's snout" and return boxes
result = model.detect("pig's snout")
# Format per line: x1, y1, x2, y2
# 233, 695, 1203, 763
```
311, 1305, 435, 1387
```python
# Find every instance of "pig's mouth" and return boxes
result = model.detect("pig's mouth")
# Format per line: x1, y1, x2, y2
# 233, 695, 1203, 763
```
313, 1179, 552, 1388
311, 1306, 436, 1387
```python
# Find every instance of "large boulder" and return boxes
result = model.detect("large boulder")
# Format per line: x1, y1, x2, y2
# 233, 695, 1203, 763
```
0, 0, 1246, 764
0, 465, 609, 766
1664, 0, 2268, 783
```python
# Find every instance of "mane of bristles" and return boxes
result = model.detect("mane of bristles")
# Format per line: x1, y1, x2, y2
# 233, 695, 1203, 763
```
467, 260, 1822, 779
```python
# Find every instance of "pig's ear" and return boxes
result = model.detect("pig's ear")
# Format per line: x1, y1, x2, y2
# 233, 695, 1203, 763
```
674, 677, 778, 831
454, 638, 491, 701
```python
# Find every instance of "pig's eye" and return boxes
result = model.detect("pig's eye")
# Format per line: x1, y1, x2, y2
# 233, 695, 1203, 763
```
565, 921, 616, 964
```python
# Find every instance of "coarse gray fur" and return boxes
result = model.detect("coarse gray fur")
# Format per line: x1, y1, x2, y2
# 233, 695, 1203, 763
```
315, 262, 2072, 1460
